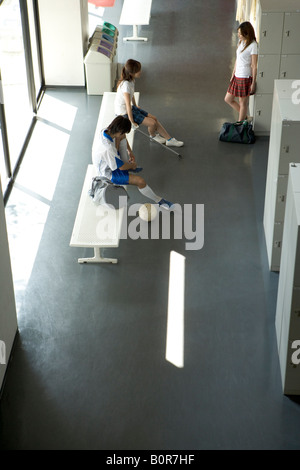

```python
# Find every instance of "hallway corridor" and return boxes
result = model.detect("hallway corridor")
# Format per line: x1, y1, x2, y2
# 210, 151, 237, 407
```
1, 0, 300, 450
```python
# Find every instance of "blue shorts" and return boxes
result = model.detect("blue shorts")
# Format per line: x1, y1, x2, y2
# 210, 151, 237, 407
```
111, 168, 129, 185
124, 105, 148, 125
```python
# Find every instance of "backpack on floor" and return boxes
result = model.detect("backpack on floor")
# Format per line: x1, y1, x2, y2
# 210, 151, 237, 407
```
219, 120, 255, 144
88, 176, 128, 209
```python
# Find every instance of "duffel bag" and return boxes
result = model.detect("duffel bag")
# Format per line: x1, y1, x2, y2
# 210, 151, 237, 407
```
219, 120, 255, 144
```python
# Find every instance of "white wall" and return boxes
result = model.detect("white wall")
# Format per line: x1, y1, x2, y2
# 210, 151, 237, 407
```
38, 0, 89, 86
0, 179, 18, 391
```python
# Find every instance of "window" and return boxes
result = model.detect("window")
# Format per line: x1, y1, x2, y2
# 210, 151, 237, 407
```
0, 0, 43, 202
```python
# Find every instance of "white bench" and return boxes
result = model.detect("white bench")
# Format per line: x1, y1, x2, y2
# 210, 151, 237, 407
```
70, 91, 139, 264
119, 0, 152, 41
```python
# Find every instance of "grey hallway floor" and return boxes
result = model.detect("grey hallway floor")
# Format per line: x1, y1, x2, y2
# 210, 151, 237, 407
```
1, 0, 300, 450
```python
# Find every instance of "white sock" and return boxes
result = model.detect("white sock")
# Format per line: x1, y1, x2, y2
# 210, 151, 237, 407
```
139, 185, 161, 203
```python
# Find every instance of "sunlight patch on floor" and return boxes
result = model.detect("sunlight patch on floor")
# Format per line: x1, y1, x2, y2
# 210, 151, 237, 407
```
166, 251, 186, 368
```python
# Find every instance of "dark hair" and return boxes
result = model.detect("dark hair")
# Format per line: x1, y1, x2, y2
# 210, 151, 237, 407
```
238, 21, 256, 51
117, 59, 141, 87
106, 115, 131, 135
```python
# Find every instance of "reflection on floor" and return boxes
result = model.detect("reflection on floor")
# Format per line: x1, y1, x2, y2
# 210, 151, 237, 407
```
5, 97, 77, 313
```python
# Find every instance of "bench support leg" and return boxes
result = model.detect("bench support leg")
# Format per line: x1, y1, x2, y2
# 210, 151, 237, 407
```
78, 247, 118, 264
123, 24, 148, 41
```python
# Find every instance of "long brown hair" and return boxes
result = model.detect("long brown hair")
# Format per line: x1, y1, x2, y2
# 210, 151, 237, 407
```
238, 22, 256, 51
117, 59, 141, 88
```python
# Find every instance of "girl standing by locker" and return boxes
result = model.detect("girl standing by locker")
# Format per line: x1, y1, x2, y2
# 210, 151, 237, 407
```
224, 21, 258, 122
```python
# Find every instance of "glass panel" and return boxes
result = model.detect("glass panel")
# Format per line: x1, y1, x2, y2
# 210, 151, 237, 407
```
27, 0, 42, 102
88, 0, 105, 36
0, 0, 33, 169
0, 124, 8, 191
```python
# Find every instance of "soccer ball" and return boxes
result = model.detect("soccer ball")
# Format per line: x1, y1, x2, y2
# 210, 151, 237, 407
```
139, 203, 158, 222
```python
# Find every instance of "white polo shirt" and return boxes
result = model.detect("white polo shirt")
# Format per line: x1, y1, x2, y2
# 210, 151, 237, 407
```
115, 80, 135, 115
235, 40, 258, 78
92, 130, 118, 180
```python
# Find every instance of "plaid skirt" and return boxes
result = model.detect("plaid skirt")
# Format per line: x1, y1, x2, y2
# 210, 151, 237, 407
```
227, 76, 253, 97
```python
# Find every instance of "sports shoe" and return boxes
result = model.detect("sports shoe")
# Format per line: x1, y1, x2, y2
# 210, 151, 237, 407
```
158, 198, 174, 210
151, 134, 166, 144
166, 137, 184, 147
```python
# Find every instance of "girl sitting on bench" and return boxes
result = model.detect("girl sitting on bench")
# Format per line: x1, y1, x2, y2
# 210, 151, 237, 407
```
115, 59, 184, 147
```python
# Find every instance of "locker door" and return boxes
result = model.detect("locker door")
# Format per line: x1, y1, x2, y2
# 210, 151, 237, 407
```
256, 55, 280, 93
283, 339, 300, 394
280, 55, 300, 80
290, 289, 300, 337
253, 94, 273, 134
278, 123, 300, 174
259, 12, 284, 54
295, 223, 300, 287
278, 303, 289, 387
271, 221, 283, 271
282, 12, 300, 55
275, 174, 288, 223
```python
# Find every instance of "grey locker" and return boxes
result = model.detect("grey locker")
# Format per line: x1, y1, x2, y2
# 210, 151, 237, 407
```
271, 221, 283, 271
279, 54, 300, 80
252, 3, 300, 135
282, 12, 300, 55
275, 175, 288, 222
256, 54, 281, 93
263, 81, 300, 272
275, 178, 295, 348
278, 122, 300, 175
252, 94, 273, 134
259, 12, 284, 54
290, 289, 300, 336
275, 165, 300, 394
283, 340, 300, 394
295, 241, 300, 288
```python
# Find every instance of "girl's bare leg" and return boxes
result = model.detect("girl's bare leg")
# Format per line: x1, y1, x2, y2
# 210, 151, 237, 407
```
142, 115, 171, 140
238, 96, 249, 121
154, 120, 171, 140
224, 92, 240, 114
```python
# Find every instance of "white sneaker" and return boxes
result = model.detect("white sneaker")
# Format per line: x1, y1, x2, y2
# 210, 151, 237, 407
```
151, 134, 166, 144
166, 137, 184, 147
